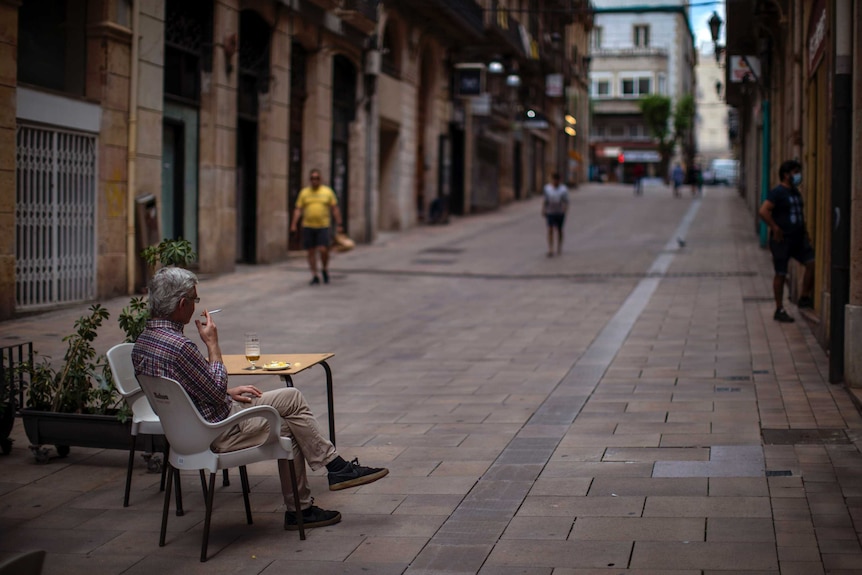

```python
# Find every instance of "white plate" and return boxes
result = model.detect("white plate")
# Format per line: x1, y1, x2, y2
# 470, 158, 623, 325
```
262, 362, 291, 371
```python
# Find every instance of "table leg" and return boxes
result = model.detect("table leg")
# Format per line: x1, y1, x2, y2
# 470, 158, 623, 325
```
279, 364, 335, 446
320, 361, 335, 446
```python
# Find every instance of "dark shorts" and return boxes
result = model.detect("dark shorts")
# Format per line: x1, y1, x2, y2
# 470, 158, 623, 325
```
546, 213, 565, 229
770, 232, 815, 276
302, 227, 330, 249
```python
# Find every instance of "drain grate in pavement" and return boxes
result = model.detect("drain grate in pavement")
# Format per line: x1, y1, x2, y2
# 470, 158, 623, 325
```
742, 296, 776, 302
752, 370, 770, 374
762, 429, 851, 445
420, 247, 464, 254
715, 387, 741, 392
724, 375, 751, 381
412, 258, 457, 265
766, 470, 793, 477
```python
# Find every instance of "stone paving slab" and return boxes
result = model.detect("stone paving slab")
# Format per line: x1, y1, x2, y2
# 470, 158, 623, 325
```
3, 185, 862, 574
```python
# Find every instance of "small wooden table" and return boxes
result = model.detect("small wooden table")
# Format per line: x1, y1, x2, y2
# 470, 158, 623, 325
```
222, 353, 336, 445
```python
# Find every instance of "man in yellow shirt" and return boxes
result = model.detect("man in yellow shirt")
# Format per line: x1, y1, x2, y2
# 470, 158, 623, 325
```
290, 169, 343, 285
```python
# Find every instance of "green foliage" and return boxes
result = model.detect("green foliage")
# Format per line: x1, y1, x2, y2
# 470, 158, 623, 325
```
639, 93, 697, 179
120, 239, 198, 343
141, 238, 197, 269
25, 304, 124, 416
118, 296, 149, 344
0, 368, 17, 416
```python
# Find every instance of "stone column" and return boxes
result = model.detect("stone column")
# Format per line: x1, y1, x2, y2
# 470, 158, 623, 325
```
846, 8, 862, 387
85, 6, 133, 298
198, 0, 239, 274
255, 12, 290, 263
0, 0, 19, 320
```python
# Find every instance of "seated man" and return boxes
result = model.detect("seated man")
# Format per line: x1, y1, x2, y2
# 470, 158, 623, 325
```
132, 267, 388, 530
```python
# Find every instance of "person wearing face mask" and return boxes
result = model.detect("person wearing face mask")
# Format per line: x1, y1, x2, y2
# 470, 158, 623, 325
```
758, 160, 815, 323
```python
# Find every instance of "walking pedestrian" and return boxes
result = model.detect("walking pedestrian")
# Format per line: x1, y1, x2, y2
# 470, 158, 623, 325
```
290, 169, 342, 285
758, 159, 815, 322
633, 164, 644, 196
672, 163, 684, 198
542, 172, 569, 257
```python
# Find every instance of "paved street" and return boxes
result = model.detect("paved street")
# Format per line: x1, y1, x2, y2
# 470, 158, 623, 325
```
2, 182, 862, 574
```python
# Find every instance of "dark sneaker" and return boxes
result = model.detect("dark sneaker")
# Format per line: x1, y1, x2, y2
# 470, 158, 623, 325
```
284, 505, 341, 531
328, 458, 389, 491
322, 269, 329, 284
797, 296, 813, 309
774, 308, 795, 323
310, 276, 320, 285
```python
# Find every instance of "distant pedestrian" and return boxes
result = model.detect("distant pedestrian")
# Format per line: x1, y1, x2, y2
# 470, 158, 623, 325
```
542, 172, 568, 257
690, 164, 703, 196
290, 169, 343, 285
633, 164, 644, 196
758, 159, 815, 323
672, 164, 684, 198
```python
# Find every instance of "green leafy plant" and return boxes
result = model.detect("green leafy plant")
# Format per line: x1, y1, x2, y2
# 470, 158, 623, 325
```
141, 237, 196, 269
118, 296, 149, 344
639, 93, 695, 182
25, 304, 125, 417
119, 239, 197, 343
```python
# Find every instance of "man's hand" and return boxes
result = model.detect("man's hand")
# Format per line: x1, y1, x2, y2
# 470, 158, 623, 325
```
195, 310, 219, 344
195, 310, 223, 364
228, 385, 263, 403
771, 227, 784, 242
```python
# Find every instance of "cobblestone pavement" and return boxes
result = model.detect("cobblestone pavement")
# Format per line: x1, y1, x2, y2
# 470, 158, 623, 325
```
2, 183, 861, 574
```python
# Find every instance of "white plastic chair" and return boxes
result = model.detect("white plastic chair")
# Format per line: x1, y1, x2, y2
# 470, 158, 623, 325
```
136, 374, 305, 562
107, 343, 184, 511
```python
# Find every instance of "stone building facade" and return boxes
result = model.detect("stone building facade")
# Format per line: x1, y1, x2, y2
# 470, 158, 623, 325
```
0, 0, 593, 320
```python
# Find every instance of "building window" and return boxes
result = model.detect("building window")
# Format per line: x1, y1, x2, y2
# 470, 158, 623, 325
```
657, 74, 667, 95
592, 79, 611, 98
592, 27, 602, 50
633, 24, 650, 47
18, 0, 87, 96
621, 75, 652, 97
609, 125, 625, 138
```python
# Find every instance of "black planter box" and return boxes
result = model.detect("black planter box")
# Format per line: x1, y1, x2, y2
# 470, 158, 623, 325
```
21, 409, 165, 453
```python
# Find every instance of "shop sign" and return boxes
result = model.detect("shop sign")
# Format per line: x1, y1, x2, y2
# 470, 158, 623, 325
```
546, 74, 563, 97
600, 146, 622, 158
623, 150, 660, 163
729, 56, 760, 84
454, 64, 484, 97
807, 0, 827, 78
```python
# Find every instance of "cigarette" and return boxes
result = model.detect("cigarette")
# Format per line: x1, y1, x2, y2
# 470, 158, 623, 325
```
201, 308, 222, 316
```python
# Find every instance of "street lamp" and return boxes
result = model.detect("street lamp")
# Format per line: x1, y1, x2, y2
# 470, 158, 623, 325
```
708, 11, 725, 65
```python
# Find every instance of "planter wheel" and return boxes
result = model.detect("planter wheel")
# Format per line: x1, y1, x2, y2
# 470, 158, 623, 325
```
30, 445, 50, 463
0, 437, 11, 455
56, 445, 70, 458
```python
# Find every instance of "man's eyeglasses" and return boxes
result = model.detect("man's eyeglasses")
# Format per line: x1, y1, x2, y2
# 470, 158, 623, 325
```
185, 295, 200, 304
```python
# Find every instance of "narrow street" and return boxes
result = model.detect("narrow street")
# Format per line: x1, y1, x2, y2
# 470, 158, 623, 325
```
2, 183, 861, 574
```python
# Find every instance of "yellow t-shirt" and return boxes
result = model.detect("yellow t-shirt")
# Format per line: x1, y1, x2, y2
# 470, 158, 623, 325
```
296, 185, 337, 229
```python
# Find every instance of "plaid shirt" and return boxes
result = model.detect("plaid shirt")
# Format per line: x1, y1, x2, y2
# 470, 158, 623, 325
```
132, 319, 231, 422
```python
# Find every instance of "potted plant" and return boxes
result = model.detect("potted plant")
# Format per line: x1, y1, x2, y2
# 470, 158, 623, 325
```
120, 238, 196, 342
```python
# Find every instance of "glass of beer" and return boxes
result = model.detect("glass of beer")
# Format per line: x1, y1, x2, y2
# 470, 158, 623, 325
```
244, 332, 261, 370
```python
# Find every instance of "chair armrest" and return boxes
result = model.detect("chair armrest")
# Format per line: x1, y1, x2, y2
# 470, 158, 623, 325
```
122, 388, 145, 405
202, 405, 283, 444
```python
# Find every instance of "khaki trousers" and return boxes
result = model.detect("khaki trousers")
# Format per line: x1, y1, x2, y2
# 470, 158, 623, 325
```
211, 387, 337, 511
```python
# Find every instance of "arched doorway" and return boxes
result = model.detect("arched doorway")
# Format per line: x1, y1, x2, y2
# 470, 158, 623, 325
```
331, 55, 357, 232
236, 10, 270, 263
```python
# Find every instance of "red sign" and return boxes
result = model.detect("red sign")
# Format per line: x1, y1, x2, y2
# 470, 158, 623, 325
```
807, 0, 827, 77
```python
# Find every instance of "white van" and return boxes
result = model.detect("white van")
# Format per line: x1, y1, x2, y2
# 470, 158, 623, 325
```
709, 159, 739, 186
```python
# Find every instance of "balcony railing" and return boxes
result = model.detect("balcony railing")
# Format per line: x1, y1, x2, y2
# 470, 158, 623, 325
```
340, 0, 377, 21
591, 46, 668, 58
